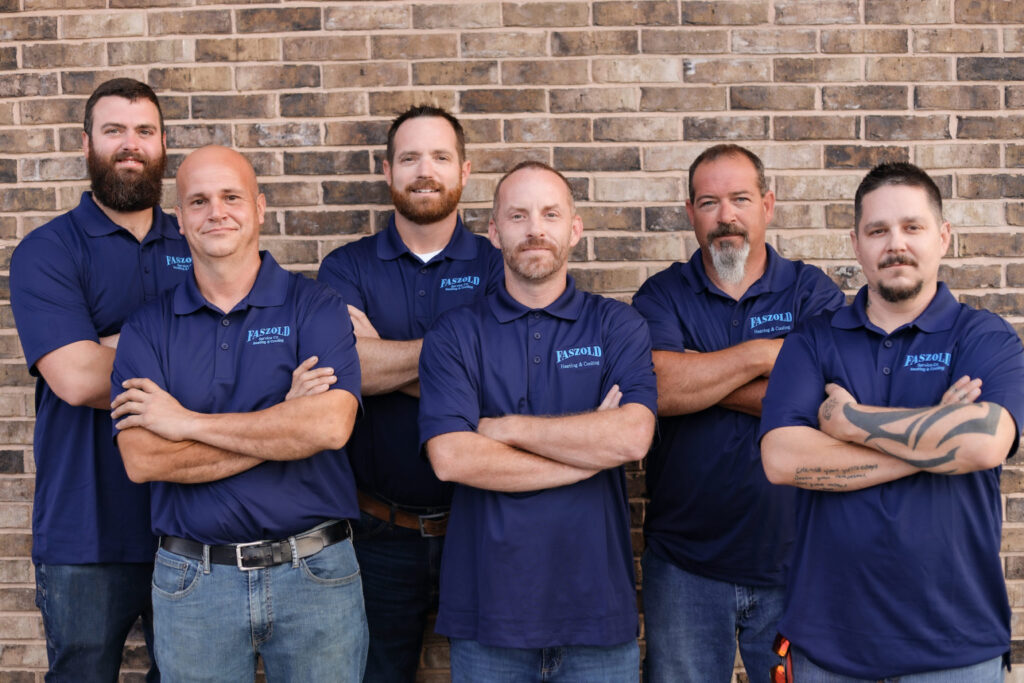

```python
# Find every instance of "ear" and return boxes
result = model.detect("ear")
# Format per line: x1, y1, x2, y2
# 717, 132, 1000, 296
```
256, 193, 266, 227
82, 130, 89, 158
761, 190, 776, 224
849, 227, 861, 265
382, 159, 392, 187
568, 213, 583, 249
939, 220, 951, 254
460, 158, 471, 188
685, 199, 696, 228
488, 218, 501, 250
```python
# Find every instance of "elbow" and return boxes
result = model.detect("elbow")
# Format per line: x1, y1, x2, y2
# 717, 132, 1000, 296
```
760, 433, 791, 486
613, 408, 655, 465
116, 430, 156, 483
426, 442, 459, 483
51, 380, 96, 408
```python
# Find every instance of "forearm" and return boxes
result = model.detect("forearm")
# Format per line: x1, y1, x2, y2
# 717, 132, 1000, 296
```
117, 427, 263, 484
761, 426, 919, 491
427, 431, 599, 492
654, 339, 779, 416
355, 337, 422, 395
718, 378, 768, 417
479, 403, 655, 469
37, 340, 116, 409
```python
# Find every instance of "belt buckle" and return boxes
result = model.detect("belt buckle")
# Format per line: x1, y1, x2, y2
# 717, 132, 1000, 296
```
235, 540, 266, 571
418, 511, 448, 538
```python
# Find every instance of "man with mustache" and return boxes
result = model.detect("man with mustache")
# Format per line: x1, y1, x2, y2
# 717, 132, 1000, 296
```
760, 162, 1024, 680
317, 106, 502, 681
419, 162, 657, 681
9, 78, 192, 680
632, 144, 843, 682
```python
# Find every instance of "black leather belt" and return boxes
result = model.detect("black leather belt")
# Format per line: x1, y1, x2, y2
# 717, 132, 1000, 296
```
160, 520, 351, 571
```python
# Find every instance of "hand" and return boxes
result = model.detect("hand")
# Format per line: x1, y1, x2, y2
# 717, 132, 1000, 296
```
111, 377, 195, 442
940, 375, 982, 405
598, 385, 622, 411
347, 305, 380, 339
286, 355, 336, 400
99, 333, 120, 349
818, 382, 856, 439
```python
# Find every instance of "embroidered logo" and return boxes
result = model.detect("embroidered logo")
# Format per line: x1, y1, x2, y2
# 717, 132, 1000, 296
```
246, 325, 291, 346
749, 311, 793, 335
166, 255, 193, 272
555, 345, 602, 369
439, 275, 480, 292
903, 352, 951, 373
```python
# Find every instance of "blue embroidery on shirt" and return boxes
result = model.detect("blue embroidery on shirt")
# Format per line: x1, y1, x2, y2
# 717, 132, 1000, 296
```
556, 345, 602, 369
439, 275, 480, 292
246, 325, 291, 346
903, 352, 951, 372
165, 255, 193, 272
749, 311, 793, 335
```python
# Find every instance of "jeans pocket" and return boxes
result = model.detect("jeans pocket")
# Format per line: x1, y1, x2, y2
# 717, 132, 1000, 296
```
152, 549, 201, 599
300, 540, 361, 586
352, 511, 391, 541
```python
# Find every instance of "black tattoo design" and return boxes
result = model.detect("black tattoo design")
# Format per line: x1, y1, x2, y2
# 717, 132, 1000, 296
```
794, 464, 878, 491
821, 397, 836, 421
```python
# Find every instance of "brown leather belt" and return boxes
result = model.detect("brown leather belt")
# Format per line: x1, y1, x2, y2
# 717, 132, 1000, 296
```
357, 491, 448, 537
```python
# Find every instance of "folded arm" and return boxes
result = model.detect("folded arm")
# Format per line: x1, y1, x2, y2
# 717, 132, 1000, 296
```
348, 305, 421, 396
117, 427, 264, 484
36, 338, 118, 409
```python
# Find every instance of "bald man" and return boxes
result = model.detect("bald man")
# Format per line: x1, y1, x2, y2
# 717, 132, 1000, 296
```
110, 146, 367, 680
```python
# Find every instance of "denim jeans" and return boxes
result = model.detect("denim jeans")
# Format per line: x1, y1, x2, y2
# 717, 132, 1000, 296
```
792, 647, 1005, 682
449, 637, 639, 682
151, 536, 367, 682
641, 548, 784, 683
352, 510, 444, 683
35, 562, 157, 683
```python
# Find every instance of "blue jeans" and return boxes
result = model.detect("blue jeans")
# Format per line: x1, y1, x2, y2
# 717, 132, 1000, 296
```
352, 510, 444, 682
641, 548, 784, 683
35, 562, 157, 683
449, 637, 639, 682
151, 537, 368, 682
792, 648, 1004, 682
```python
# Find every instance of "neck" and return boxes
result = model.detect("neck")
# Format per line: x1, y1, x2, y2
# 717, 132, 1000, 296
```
702, 245, 768, 301
504, 270, 568, 310
92, 195, 155, 243
864, 282, 938, 334
393, 211, 459, 254
193, 251, 262, 313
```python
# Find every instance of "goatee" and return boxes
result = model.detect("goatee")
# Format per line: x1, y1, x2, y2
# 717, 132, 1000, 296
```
708, 223, 750, 285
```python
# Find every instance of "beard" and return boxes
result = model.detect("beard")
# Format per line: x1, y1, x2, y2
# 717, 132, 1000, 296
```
391, 178, 462, 225
87, 141, 166, 212
499, 235, 567, 282
707, 222, 750, 285
876, 253, 923, 302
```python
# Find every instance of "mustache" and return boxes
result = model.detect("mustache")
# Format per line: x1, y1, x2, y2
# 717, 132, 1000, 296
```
114, 151, 147, 164
879, 253, 918, 268
407, 179, 442, 192
515, 237, 558, 254
708, 222, 748, 241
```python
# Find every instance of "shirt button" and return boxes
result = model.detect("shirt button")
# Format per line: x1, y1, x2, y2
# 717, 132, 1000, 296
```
533, 356, 541, 364
732, 320, 739, 327
418, 290, 426, 297
220, 343, 229, 350
533, 332, 541, 340
882, 367, 891, 375
221, 318, 230, 327
144, 267, 151, 274
883, 340, 892, 348
420, 268, 428, 274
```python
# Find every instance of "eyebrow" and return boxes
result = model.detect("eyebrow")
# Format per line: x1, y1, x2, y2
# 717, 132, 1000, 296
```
862, 215, 928, 230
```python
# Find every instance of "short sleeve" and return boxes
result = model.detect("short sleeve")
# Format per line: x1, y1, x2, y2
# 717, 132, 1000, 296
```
111, 308, 168, 438
601, 303, 658, 415
317, 248, 367, 313
632, 274, 687, 353
758, 323, 828, 441
297, 283, 362, 406
418, 313, 481, 448
797, 267, 845, 325
954, 317, 1024, 455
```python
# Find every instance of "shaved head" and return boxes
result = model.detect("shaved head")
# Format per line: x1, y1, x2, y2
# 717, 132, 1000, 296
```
176, 145, 259, 203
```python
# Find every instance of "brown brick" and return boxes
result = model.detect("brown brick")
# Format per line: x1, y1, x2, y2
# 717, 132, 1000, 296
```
372, 34, 458, 60
825, 145, 909, 169
0, 129, 53, 154
502, 2, 589, 26
413, 61, 498, 86
553, 147, 641, 172
463, 119, 503, 145
958, 174, 1024, 199
166, 124, 232, 149
1008, 263, 1024, 286
0, 73, 57, 98
150, 66, 233, 92
284, 210, 370, 236
411, 3, 499, 28
192, 95, 274, 120
283, 151, 369, 176
913, 28, 999, 53
1008, 145, 1024, 168
778, 233, 855, 259
595, 57, 683, 83
917, 143, 999, 168
823, 85, 907, 110
578, 206, 643, 231
281, 36, 367, 62
0, 46, 13, 70
957, 58, 1024, 81
680, 0, 768, 24
731, 85, 815, 110
955, 0, 1024, 22
0, 159, 14, 183
594, 234, 684, 261
957, 116, 1024, 139
939, 263, 1000, 289
960, 232, 1024, 257
570, 266, 644, 293
236, 7, 320, 33
640, 86, 726, 112
323, 63, 408, 90
866, 0, 949, 23
645, 205, 690, 231
64, 12, 146, 38
642, 28, 727, 54
552, 30, 639, 56
686, 115, 768, 140
867, 57, 951, 82
776, 174, 862, 201
22, 42, 104, 68
1008, 203, 1024, 226
0, 102, 13, 125
279, 92, 368, 118
731, 28, 816, 54
0, 16, 56, 41
684, 58, 769, 83
821, 28, 908, 53
466, 147, 549, 174
915, 85, 1000, 110
552, 88, 639, 113
236, 122, 320, 148
864, 115, 950, 141
747, 143, 820, 170
961, 293, 1024, 317
595, 1, 679, 25
462, 30, 547, 58
370, 90, 457, 116
505, 118, 591, 143
596, 117, 680, 142
772, 203, 826, 229
775, 115, 859, 141
63, 70, 151, 97
19, 157, 86, 182
263, 239, 318, 266
237, 65, 320, 92
148, 9, 231, 35
502, 60, 587, 86
197, 38, 279, 62
109, 38, 190, 65
0, 187, 54, 213
775, 57, 860, 83
1008, 87, 1024, 109
112, 0, 192, 6
324, 5, 408, 30
259, 181, 318, 208
21, 97, 80, 125
325, 121, 389, 147
1007, 28, 1024, 51
775, 0, 860, 24
26, 0, 100, 6
322, 180, 389, 206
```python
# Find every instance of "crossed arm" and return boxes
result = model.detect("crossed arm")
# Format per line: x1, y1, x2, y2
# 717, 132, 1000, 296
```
35, 334, 120, 409
347, 305, 421, 397
762, 376, 1017, 491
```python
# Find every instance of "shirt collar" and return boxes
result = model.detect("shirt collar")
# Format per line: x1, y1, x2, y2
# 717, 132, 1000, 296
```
832, 282, 959, 334
75, 192, 183, 244
174, 251, 288, 315
682, 244, 794, 300
489, 276, 584, 323
376, 213, 477, 262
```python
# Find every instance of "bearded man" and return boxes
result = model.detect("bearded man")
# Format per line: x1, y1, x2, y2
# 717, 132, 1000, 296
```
317, 105, 502, 682
10, 78, 192, 681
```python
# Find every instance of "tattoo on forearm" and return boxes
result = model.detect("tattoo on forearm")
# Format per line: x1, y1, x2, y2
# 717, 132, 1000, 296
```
842, 402, 1001, 470
793, 464, 878, 491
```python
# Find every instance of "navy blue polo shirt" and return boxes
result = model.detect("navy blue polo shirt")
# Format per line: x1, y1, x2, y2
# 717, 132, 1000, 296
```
10, 192, 192, 564
418, 278, 658, 648
112, 252, 362, 545
318, 215, 502, 508
633, 246, 843, 586
759, 284, 1024, 678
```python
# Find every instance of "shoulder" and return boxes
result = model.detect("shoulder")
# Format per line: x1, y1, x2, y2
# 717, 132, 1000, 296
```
637, 261, 687, 296
320, 233, 378, 272
955, 303, 1020, 343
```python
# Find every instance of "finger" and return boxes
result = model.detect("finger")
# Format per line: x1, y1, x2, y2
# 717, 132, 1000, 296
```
298, 368, 335, 381
292, 356, 319, 376
120, 377, 159, 392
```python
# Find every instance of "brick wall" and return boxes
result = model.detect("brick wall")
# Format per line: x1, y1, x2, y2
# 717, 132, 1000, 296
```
1, 1, 1024, 680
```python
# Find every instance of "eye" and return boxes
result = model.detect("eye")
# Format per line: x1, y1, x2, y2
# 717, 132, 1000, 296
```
697, 199, 716, 210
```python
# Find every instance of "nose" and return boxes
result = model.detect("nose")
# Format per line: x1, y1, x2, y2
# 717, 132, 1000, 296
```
716, 200, 737, 225
206, 196, 227, 222
415, 156, 437, 178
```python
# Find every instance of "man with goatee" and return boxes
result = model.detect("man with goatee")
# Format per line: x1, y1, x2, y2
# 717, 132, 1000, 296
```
318, 106, 502, 682
10, 78, 191, 681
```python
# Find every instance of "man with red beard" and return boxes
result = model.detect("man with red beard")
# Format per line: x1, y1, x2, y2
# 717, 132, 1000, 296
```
10, 78, 191, 681
318, 106, 502, 682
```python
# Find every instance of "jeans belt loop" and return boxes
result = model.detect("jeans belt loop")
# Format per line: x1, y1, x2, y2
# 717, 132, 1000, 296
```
288, 536, 299, 569
202, 543, 211, 574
